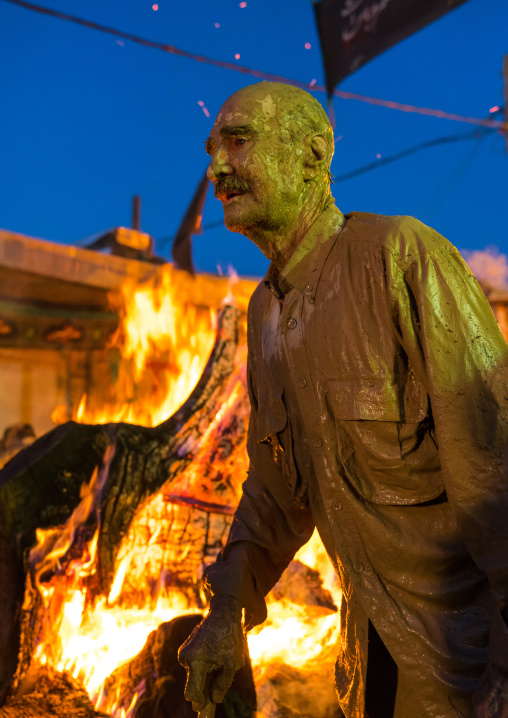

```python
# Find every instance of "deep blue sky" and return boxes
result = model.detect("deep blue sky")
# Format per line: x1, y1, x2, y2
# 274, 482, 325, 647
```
0, 0, 506, 278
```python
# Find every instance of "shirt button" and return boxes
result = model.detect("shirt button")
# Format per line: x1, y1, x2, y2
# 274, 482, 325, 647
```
334, 502, 343, 511
304, 284, 313, 293
297, 377, 307, 388
312, 437, 323, 448
287, 318, 297, 329
353, 562, 364, 573
307, 296, 315, 304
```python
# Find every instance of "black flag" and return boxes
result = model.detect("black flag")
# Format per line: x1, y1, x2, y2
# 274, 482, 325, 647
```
314, 0, 470, 95
172, 170, 210, 275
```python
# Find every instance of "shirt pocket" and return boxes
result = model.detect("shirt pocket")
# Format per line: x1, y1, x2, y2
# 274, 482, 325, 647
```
327, 379, 444, 505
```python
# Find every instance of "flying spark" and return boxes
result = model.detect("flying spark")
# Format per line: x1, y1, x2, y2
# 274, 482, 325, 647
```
304, 42, 311, 50
376, 153, 382, 159
152, 3, 158, 10
214, 22, 220, 28
239, 1, 247, 6
235, 53, 240, 60
198, 101, 211, 118
489, 105, 500, 113
309, 79, 317, 87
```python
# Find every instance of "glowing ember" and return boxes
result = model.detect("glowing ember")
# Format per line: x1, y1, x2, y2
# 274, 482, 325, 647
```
198, 100, 211, 118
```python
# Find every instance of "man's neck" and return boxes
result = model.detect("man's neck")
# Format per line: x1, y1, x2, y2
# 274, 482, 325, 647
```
250, 186, 334, 270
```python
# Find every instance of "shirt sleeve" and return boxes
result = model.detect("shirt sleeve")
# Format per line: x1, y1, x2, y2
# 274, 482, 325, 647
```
203, 291, 315, 629
390, 220, 508, 668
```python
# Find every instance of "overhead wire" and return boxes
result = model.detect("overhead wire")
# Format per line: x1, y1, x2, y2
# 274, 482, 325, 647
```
332, 127, 494, 183
414, 135, 488, 220
1, 0, 505, 131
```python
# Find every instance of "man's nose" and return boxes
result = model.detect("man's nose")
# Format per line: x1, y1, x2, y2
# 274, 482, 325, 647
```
207, 148, 234, 180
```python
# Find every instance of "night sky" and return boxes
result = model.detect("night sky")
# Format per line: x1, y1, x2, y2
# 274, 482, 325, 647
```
1, 0, 506, 279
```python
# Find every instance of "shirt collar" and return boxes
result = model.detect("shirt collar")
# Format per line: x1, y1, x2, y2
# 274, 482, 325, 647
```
264, 202, 345, 300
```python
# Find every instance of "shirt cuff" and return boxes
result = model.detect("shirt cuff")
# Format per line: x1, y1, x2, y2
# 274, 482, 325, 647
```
202, 542, 269, 629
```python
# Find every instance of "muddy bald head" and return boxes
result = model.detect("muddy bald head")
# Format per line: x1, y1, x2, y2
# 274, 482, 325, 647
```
212, 82, 334, 181
206, 82, 335, 266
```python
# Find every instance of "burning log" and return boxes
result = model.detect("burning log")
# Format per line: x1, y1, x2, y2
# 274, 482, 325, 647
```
0, 306, 243, 706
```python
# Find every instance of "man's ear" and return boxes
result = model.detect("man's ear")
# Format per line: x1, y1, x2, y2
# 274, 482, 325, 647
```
302, 133, 328, 180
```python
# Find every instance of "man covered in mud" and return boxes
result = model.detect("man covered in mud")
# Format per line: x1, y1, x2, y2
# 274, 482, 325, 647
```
178, 81, 508, 718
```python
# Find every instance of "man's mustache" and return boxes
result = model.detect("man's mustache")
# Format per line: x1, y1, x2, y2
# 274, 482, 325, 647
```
214, 176, 251, 199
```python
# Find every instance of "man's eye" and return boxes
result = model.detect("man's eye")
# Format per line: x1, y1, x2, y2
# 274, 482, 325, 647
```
234, 138, 246, 147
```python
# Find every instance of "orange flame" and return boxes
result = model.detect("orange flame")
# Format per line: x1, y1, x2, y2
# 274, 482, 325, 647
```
31, 269, 342, 716
248, 532, 341, 671
74, 267, 216, 427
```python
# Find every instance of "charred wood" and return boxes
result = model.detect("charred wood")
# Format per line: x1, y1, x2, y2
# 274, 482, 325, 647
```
112, 498, 236, 609
0, 306, 242, 705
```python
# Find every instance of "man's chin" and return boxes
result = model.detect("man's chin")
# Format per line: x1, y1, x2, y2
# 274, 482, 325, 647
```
223, 209, 256, 235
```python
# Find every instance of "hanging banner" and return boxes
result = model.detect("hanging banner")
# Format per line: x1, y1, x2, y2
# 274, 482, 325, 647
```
314, 0, 470, 95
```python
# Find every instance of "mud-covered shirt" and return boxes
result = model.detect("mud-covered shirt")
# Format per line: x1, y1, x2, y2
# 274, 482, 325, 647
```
204, 204, 508, 718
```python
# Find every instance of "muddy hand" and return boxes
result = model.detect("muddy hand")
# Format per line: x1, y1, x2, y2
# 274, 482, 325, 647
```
178, 595, 245, 712
180, 657, 214, 713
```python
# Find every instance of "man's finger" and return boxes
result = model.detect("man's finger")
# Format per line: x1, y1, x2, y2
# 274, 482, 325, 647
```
210, 666, 236, 704
198, 700, 216, 718
183, 659, 211, 709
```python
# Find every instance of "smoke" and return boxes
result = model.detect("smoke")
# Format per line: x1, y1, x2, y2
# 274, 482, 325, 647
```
462, 247, 508, 290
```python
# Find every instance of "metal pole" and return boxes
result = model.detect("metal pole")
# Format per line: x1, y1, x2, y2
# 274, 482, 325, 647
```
132, 195, 141, 230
